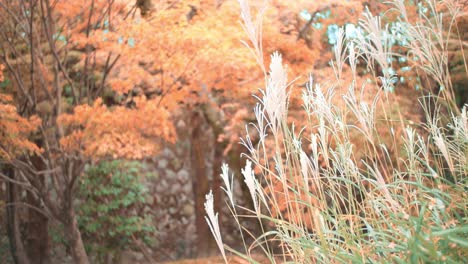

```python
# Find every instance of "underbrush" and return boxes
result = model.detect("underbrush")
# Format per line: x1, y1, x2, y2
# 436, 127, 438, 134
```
206, 0, 467, 263
78, 160, 155, 263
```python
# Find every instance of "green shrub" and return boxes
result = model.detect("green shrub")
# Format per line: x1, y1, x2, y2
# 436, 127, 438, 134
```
77, 160, 155, 263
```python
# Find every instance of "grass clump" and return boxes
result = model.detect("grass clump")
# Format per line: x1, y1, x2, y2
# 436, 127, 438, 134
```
206, 0, 467, 263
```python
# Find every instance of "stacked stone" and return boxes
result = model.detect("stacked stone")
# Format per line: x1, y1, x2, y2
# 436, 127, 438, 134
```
143, 118, 198, 261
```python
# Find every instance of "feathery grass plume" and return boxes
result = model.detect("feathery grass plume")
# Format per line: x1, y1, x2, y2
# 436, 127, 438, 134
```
241, 159, 259, 213
219, 163, 252, 259
356, 8, 396, 93
450, 105, 467, 141
433, 132, 455, 175
220, 163, 235, 208
253, 103, 268, 143
259, 52, 289, 134
347, 41, 358, 80
331, 27, 346, 81
343, 82, 379, 141
204, 191, 227, 263
403, 126, 420, 172
299, 150, 312, 193
237, 0, 267, 75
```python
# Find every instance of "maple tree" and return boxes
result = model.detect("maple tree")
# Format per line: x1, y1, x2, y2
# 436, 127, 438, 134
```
0, 0, 176, 262
0, 95, 40, 160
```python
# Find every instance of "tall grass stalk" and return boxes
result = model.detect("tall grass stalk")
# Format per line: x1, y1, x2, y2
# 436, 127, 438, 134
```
206, 0, 467, 263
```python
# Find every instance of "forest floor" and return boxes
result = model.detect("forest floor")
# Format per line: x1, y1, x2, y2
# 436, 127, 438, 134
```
163, 255, 272, 264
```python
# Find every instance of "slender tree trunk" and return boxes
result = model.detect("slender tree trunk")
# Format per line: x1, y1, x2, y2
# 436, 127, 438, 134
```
24, 191, 49, 264
25, 156, 50, 263
190, 111, 215, 257
201, 97, 227, 235
212, 132, 224, 232
5, 167, 31, 264
63, 208, 89, 264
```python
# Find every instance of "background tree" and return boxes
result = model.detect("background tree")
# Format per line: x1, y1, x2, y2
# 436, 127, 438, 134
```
0, 0, 174, 263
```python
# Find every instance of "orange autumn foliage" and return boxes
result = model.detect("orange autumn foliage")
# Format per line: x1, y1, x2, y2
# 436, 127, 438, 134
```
72, 0, 318, 106
1, 0, 179, 163
2, 0, 369, 159
0, 64, 40, 160
58, 97, 175, 160
0, 0, 371, 163
50, 0, 321, 157
0, 94, 41, 160
87, 0, 261, 107
63, 2, 308, 166
30, 0, 178, 161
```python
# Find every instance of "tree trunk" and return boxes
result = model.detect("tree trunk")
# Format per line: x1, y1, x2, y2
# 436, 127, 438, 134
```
5, 167, 31, 264
212, 131, 224, 233
136, 0, 153, 17
24, 191, 49, 264
63, 208, 89, 264
190, 111, 215, 257
200, 96, 227, 236
25, 156, 50, 263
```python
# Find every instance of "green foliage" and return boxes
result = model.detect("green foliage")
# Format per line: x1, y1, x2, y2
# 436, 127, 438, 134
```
77, 160, 155, 262
0, 215, 14, 264
0, 78, 10, 89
